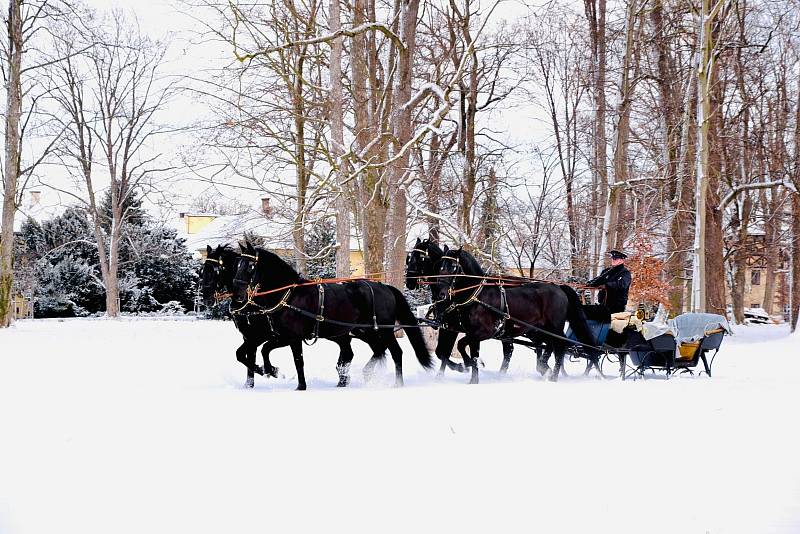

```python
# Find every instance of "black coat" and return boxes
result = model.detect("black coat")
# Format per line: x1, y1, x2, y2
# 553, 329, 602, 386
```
587, 264, 631, 313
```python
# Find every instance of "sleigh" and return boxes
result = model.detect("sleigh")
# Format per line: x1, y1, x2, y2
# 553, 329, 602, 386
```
622, 312, 730, 379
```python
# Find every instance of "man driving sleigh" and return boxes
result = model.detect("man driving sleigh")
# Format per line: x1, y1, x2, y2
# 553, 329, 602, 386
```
587, 249, 632, 313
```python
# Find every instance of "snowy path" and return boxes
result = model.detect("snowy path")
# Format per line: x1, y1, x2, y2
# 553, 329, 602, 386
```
1, 318, 798, 533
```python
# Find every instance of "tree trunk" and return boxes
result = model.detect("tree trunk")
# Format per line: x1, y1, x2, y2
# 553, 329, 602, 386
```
1, 0, 23, 328
329, 0, 350, 278
704, 62, 726, 315
792, 193, 800, 332
352, 0, 385, 278
691, 0, 723, 313
607, 0, 637, 252
731, 195, 753, 324
458, 38, 478, 240
584, 0, 608, 273
651, 0, 680, 200
665, 64, 697, 313
386, 0, 420, 289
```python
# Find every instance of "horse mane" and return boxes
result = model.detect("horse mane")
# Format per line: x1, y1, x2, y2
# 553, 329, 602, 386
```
253, 246, 303, 286
421, 239, 443, 259
454, 248, 485, 276
217, 244, 238, 260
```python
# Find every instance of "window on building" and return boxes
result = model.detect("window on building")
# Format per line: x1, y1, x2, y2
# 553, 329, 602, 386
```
751, 270, 761, 286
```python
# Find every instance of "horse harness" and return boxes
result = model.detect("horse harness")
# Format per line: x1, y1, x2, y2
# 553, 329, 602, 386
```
233, 259, 381, 343
438, 255, 511, 338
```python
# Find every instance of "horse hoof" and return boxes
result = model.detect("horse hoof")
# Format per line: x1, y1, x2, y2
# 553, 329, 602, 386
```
548, 373, 559, 383
245, 377, 255, 388
296, 384, 307, 391
337, 377, 350, 388
266, 366, 279, 378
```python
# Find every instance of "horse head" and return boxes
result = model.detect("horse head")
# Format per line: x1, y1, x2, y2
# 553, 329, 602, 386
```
201, 244, 236, 307
433, 245, 463, 302
406, 238, 443, 290
232, 241, 259, 303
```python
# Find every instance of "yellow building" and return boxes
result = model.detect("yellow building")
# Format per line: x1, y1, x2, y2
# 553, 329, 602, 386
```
178, 204, 370, 276
12, 295, 33, 319
735, 233, 789, 319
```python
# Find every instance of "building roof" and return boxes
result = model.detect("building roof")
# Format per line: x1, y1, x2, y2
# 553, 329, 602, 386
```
181, 211, 294, 253
179, 211, 436, 257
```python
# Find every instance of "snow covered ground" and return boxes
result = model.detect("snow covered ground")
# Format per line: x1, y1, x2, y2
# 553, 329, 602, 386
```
1, 318, 798, 534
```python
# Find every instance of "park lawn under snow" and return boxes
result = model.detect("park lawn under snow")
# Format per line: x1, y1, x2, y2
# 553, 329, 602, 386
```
1, 318, 799, 534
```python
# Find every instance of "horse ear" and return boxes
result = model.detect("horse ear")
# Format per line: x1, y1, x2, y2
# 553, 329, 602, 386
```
415, 237, 421, 245
442, 244, 449, 254
206, 245, 212, 255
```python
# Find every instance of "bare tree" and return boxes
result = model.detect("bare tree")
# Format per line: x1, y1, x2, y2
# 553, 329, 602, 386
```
1, 0, 70, 327
45, 10, 173, 317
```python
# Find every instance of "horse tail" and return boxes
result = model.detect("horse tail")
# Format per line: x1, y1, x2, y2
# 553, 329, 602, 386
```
559, 285, 597, 348
388, 286, 434, 370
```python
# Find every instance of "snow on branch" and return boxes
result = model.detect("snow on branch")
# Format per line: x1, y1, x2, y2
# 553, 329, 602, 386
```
232, 21, 404, 62
718, 180, 788, 210
339, 0, 503, 187
403, 82, 447, 111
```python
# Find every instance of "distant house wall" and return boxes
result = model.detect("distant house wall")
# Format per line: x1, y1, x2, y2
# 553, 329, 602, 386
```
184, 215, 217, 235
349, 250, 365, 276
12, 295, 32, 319
738, 266, 787, 313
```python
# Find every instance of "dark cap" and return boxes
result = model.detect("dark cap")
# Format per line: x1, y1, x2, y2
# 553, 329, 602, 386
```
608, 249, 627, 260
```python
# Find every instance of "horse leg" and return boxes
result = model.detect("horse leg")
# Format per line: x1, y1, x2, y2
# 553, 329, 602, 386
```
385, 333, 404, 387
236, 341, 264, 381
550, 342, 566, 383
246, 346, 256, 388
361, 333, 386, 382
535, 345, 551, 376
457, 337, 479, 385
289, 340, 306, 391
260, 339, 281, 378
436, 329, 463, 377
335, 339, 355, 388
499, 339, 514, 374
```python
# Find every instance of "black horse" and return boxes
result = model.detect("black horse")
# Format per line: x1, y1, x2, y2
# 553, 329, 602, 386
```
433, 247, 597, 383
405, 238, 465, 375
407, 239, 527, 377
232, 242, 433, 389
200, 244, 282, 387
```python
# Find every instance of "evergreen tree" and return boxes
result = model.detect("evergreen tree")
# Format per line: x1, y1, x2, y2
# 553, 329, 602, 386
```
20, 203, 199, 317
305, 218, 336, 279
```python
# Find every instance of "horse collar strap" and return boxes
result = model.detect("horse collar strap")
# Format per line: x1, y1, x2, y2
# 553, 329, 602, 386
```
444, 278, 485, 315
